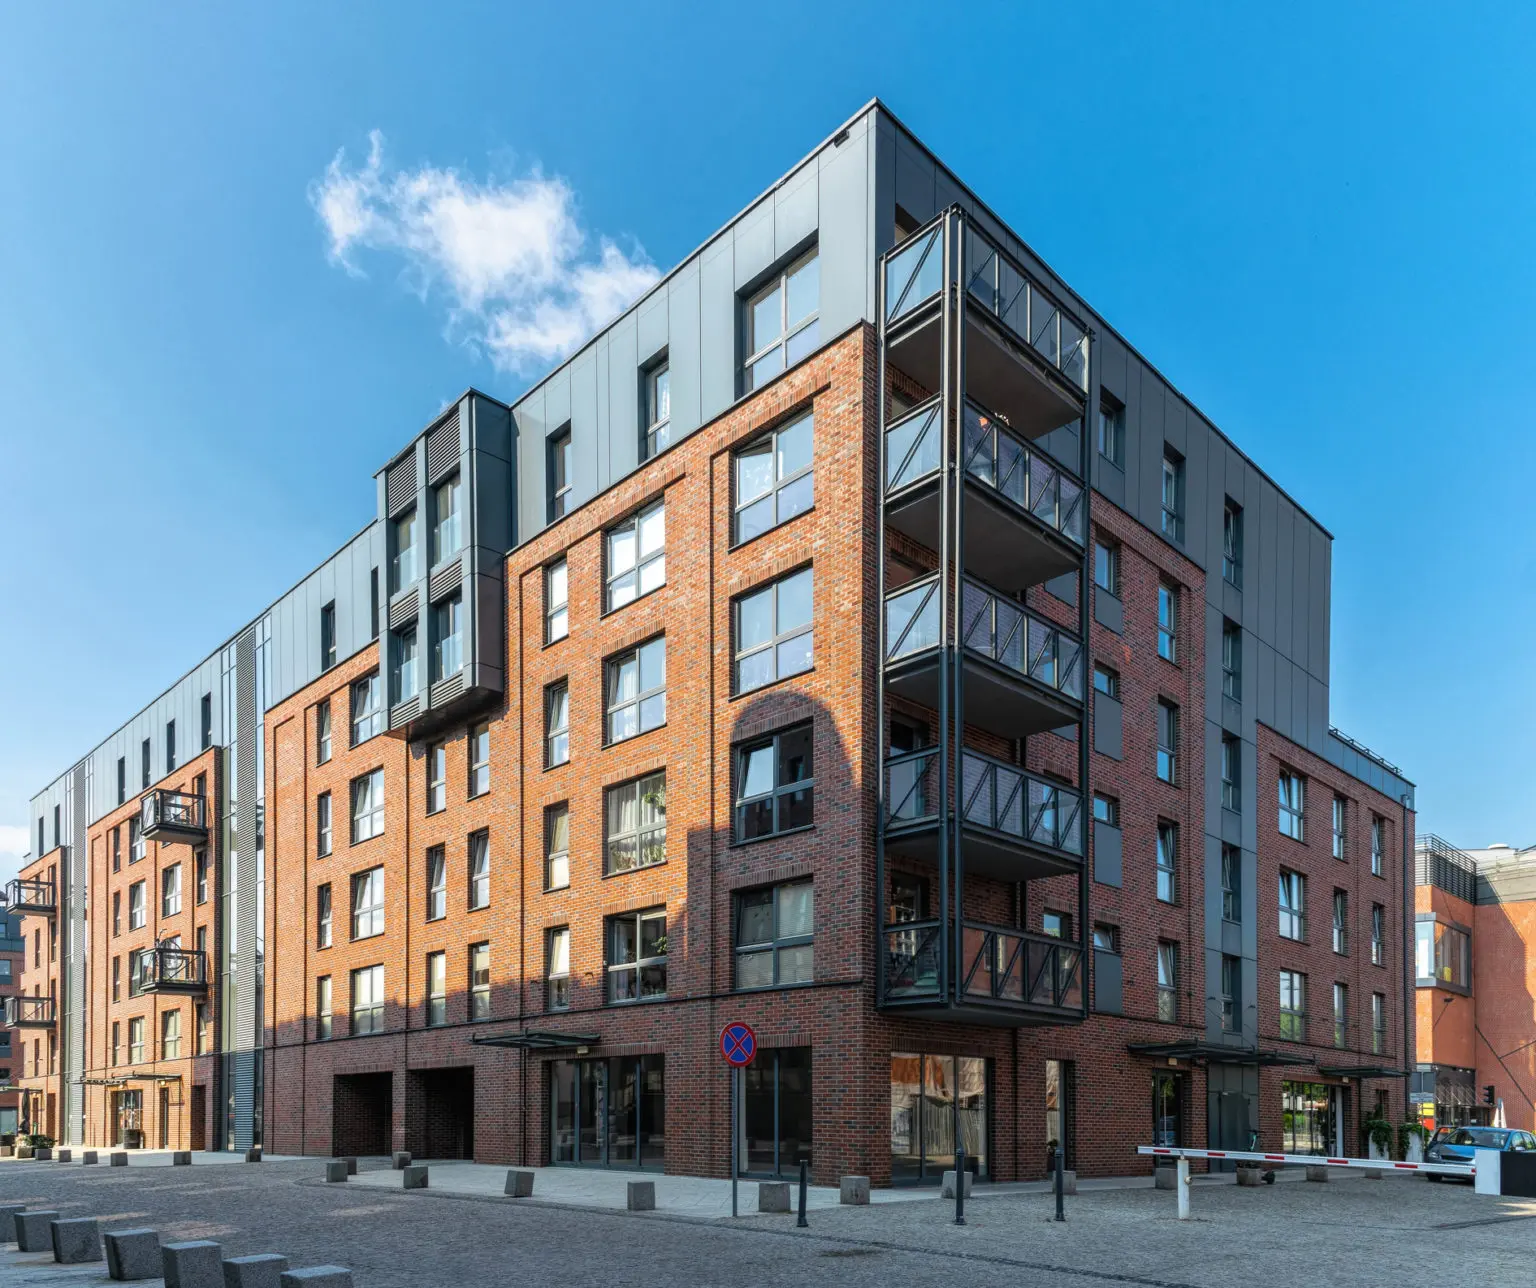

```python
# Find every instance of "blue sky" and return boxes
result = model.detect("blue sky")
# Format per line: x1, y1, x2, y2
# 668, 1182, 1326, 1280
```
1, 1, 1532, 879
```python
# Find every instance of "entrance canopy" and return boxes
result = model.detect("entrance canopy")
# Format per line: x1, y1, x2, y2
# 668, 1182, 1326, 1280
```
1127, 1040, 1311, 1067
1316, 1064, 1407, 1079
470, 1030, 600, 1052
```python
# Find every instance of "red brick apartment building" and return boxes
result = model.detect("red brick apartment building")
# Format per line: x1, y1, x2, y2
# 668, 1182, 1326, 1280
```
8, 101, 1416, 1179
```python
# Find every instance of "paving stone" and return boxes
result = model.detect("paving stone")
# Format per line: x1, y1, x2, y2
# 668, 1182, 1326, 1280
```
223, 1252, 290, 1287
504, 1170, 535, 1197
626, 1181, 655, 1211
402, 1165, 428, 1189
51, 1216, 102, 1264
839, 1176, 870, 1205
758, 1181, 790, 1213
164, 1238, 225, 1288
280, 1268, 353, 1286
105, 1227, 162, 1280
17, 1210, 62, 1252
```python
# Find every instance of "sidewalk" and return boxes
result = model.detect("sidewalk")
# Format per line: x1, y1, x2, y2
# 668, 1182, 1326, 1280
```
0, 1149, 305, 1167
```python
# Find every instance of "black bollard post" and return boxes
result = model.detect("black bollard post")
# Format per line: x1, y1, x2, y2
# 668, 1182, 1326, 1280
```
797, 1158, 809, 1228
1054, 1146, 1066, 1222
954, 1145, 966, 1226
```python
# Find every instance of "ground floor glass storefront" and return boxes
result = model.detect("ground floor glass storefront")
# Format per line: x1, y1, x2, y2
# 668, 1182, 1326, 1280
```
739, 1047, 812, 1177
891, 1053, 988, 1183
1280, 1081, 1342, 1155
551, 1056, 665, 1168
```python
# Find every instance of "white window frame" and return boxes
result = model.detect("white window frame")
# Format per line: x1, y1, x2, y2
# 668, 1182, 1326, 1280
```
161, 864, 181, 919
432, 474, 462, 566
605, 637, 666, 743
351, 674, 383, 745
426, 744, 445, 814
605, 499, 666, 612
318, 788, 334, 857
468, 830, 490, 910
1333, 796, 1347, 860
317, 699, 332, 764
351, 768, 385, 844
1333, 889, 1349, 955
317, 882, 332, 949
545, 558, 569, 643
128, 881, 146, 931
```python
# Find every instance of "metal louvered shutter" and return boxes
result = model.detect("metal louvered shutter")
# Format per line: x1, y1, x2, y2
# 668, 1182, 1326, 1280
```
427, 411, 461, 482
385, 459, 416, 516
429, 558, 462, 602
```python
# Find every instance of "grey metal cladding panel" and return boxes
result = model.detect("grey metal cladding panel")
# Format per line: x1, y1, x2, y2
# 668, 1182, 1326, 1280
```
514, 386, 548, 539
606, 314, 640, 485
699, 239, 736, 424
1093, 822, 1122, 888
1311, 527, 1331, 683
1290, 661, 1309, 748
733, 198, 775, 290
818, 122, 872, 341
569, 349, 600, 511
544, 366, 572, 434
1096, 458, 1126, 509
1094, 590, 1123, 635
893, 130, 937, 225
1098, 333, 1129, 401
873, 111, 897, 251
1274, 498, 1295, 665
1308, 675, 1328, 757
469, 570, 506, 693
1290, 506, 1310, 672
637, 291, 667, 363
668, 262, 702, 440
1203, 602, 1224, 705
1093, 950, 1123, 1014
1163, 394, 1187, 456
1181, 413, 1208, 567
776, 160, 819, 261
1093, 695, 1122, 760
1256, 639, 1276, 730
1257, 481, 1279, 647
1272, 654, 1293, 741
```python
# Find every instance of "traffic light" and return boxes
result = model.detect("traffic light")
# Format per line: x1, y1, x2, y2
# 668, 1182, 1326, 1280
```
1484, 1084, 1496, 1105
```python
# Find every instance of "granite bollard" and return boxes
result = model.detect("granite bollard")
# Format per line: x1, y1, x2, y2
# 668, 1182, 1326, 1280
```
839, 1176, 870, 1205
940, 1169, 973, 1199
505, 1170, 535, 1197
51, 1217, 102, 1264
0, 1202, 28, 1238
163, 1239, 225, 1288
34, 1146, 52, 1162
324, 1160, 348, 1183
626, 1180, 656, 1211
111, 1152, 129, 1166
1305, 1165, 1331, 1183
172, 1151, 193, 1166
402, 1164, 428, 1189
245, 1147, 262, 1163
17, 1210, 62, 1253
104, 1228, 162, 1280
222, 1252, 290, 1288
391, 1151, 411, 1170
758, 1181, 790, 1213
83, 1151, 99, 1165
56, 1148, 72, 1164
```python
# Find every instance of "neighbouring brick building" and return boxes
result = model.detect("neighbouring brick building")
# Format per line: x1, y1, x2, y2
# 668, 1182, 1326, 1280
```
7, 100, 1415, 1178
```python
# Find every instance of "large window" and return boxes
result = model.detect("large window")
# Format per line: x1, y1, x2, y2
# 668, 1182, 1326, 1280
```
1097, 397, 1124, 466
1223, 500, 1243, 587
351, 965, 385, 1035
1416, 920, 1471, 989
1333, 983, 1349, 1048
468, 830, 490, 910
740, 1047, 813, 1178
432, 474, 462, 565
606, 500, 666, 611
606, 638, 666, 743
549, 428, 572, 522
1156, 942, 1178, 1022
469, 942, 491, 1021
1279, 971, 1307, 1041
1279, 869, 1306, 941
392, 624, 419, 704
546, 804, 570, 890
546, 559, 569, 643
426, 743, 445, 814
734, 726, 814, 841
161, 864, 182, 918
1333, 890, 1349, 955
734, 412, 813, 544
1221, 736, 1241, 811
547, 928, 571, 1011
1156, 700, 1179, 784
1157, 584, 1178, 661
545, 680, 570, 768
1094, 540, 1120, 595
734, 568, 813, 693
1278, 771, 1306, 840
351, 866, 385, 940
468, 722, 490, 796
1220, 955, 1240, 1032
426, 846, 446, 922
128, 881, 146, 930
392, 507, 419, 591
1332, 796, 1347, 860
734, 881, 814, 989
1222, 621, 1242, 700
608, 908, 667, 1003
1161, 450, 1184, 542
1156, 821, 1178, 903
642, 360, 671, 460
351, 673, 383, 745
744, 249, 818, 390
426, 952, 446, 1027
1221, 844, 1241, 923
351, 768, 385, 843
606, 772, 666, 874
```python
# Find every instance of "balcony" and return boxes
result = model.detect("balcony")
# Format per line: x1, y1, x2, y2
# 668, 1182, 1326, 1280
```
884, 217, 1088, 441
885, 575, 1084, 739
140, 788, 207, 845
3, 996, 56, 1029
885, 399, 1085, 592
131, 943, 208, 996
884, 747, 1083, 881
881, 919, 1084, 1026
2, 878, 55, 916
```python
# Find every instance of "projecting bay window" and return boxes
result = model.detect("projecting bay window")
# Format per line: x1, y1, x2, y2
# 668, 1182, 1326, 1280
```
432, 593, 463, 682
733, 568, 813, 694
734, 880, 814, 990
743, 249, 818, 391
607, 907, 667, 1003
432, 474, 462, 566
734, 411, 813, 544
734, 725, 814, 842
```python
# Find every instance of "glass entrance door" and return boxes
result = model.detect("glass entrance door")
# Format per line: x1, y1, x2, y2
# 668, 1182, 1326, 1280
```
551, 1056, 664, 1169
890, 1052, 988, 1183
739, 1047, 812, 1176
1152, 1072, 1183, 1159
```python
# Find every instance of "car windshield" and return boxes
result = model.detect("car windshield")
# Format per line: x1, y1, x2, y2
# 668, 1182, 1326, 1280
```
1450, 1128, 1509, 1147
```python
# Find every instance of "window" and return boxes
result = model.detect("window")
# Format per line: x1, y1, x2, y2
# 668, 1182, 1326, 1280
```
1332, 796, 1347, 860
1279, 970, 1306, 1041
201, 693, 213, 750
111, 1021, 120, 1065
166, 719, 177, 773
317, 700, 332, 764
1093, 793, 1119, 826
1221, 844, 1241, 923
112, 892, 121, 937
142, 737, 151, 787
607, 908, 667, 1002
112, 827, 121, 872
1333, 983, 1349, 1048
1223, 500, 1244, 587
1372, 993, 1387, 1055
1093, 541, 1120, 596
606, 771, 666, 874
1042, 910, 1072, 940
548, 428, 573, 522
735, 880, 814, 989
468, 723, 490, 796
605, 500, 666, 611
317, 792, 332, 857
196, 1002, 211, 1054
468, 831, 490, 910
1221, 736, 1241, 811
545, 681, 570, 767
432, 593, 464, 681
744, 249, 818, 390
351, 866, 385, 940
734, 568, 814, 693
1416, 920, 1471, 989
351, 965, 384, 1035
1157, 583, 1178, 662
547, 928, 571, 1011
128, 880, 146, 930
162, 1009, 181, 1060
128, 1016, 145, 1064
606, 637, 666, 742
734, 725, 814, 841
1278, 772, 1305, 840
1093, 924, 1120, 952
1093, 665, 1120, 699
1371, 904, 1385, 967
734, 411, 814, 543
642, 360, 671, 460
320, 601, 337, 671
1161, 450, 1184, 541
161, 864, 182, 918
130, 816, 144, 863
432, 475, 462, 565
1097, 396, 1124, 467
351, 768, 385, 843
392, 624, 419, 704
1156, 700, 1179, 784
1333, 890, 1349, 955
469, 942, 491, 1020
112, 955, 120, 1001
351, 674, 383, 744
1222, 621, 1241, 700
426, 743, 445, 814
117, 756, 126, 805
1220, 955, 1240, 1032
1279, 869, 1306, 940
316, 976, 333, 1041
426, 952, 446, 1026
1156, 822, 1178, 903
546, 559, 569, 643
316, 882, 333, 949
1371, 815, 1386, 877
545, 805, 570, 891
393, 507, 419, 591
426, 847, 446, 921
1156, 942, 1178, 1022
370, 568, 380, 639
195, 849, 208, 905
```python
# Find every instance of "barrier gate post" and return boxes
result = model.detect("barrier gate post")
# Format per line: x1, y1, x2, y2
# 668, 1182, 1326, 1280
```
1176, 1157, 1190, 1220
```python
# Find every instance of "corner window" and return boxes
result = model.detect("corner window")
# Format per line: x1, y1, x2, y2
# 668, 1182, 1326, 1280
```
426, 952, 446, 1026
1223, 500, 1244, 588
393, 507, 419, 591
351, 964, 385, 1035
468, 722, 491, 797
1156, 699, 1179, 784
545, 680, 570, 768
316, 976, 333, 1041
545, 559, 569, 643
1097, 395, 1125, 467
734, 880, 814, 989
642, 360, 671, 461
1221, 844, 1241, 923
1093, 540, 1119, 595
1221, 736, 1240, 812
734, 411, 813, 544
431, 474, 462, 565
468, 830, 490, 910
1279, 771, 1306, 840
734, 725, 814, 842
426, 743, 446, 814
1156, 821, 1177, 904
605, 637, 666, 743
351, 866, 385, 940
607, 907, 667, 1002
392, 623, 419, 704
432, 593, 464, 682
469, 942, 491, 1020
350, 768, 385, 843
426, 846, 446, 922
1279, 869, 1306, 941
733, 568, 813, 693
606, 500, 666, 611
545, 804, 570, 891
606, 771, 666, 875
549, 428, 572, 522
744, 249, 818, 390
1222, 621, 1242, 700
547, 928, 571, 1011
1279, 970, 1306, 1041
351, 673, 383, 745
1161, 450, 1184, 542
1157, 583, 1178, 662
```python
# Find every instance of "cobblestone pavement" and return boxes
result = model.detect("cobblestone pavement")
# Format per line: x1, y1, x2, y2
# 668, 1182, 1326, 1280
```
0, 1159, 1533, 1287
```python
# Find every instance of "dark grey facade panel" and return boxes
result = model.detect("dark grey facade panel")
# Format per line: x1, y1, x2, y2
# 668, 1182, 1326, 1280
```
1093, 822, 1122, 888
1094, 589, 1123, 636
1093, 696, 1122, 761
1093, 950, 1122, 1015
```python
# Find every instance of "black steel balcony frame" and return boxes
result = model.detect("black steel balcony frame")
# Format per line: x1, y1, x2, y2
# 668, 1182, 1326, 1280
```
4, 995, 56, 1028
132, 942, 209, 995
140, 788, 207, 845
3, 877, 56, 916
875, 205, 1092, 1028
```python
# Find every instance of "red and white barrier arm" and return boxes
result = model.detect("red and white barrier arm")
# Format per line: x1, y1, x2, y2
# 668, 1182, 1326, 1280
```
1135, 1145, 1474, 1177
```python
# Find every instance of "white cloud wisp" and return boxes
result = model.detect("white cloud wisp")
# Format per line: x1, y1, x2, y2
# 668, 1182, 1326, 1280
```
311, 131, 660, 374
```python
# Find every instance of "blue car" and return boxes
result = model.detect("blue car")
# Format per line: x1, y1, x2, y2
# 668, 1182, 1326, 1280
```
1424, 1126, 1536, 1180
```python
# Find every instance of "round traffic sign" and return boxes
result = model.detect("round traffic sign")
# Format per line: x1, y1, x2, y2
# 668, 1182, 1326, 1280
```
720, 1022, 757, 1067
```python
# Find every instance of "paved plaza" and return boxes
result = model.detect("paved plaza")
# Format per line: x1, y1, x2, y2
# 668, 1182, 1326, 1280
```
0, 1156, 1532, 1286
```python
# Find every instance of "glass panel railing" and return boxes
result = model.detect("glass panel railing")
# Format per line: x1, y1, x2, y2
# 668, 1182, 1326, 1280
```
144, 945, 208, 990
885, 400, 941, 494
884, 919, 942, 997
142, 788, 206, 834
962, 402, 1085, 545
3, 877, 56, 910
885, 748, 940, 827
964, 225, 1090, 393
885, 577, 942, 663
961, 923, 1082, 1009
885, 225, 944, 324
960, 578, 1083, 700
958, 751, 1083, 856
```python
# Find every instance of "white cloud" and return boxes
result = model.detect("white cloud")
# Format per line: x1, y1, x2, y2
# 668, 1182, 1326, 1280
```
311, 131, 660, 374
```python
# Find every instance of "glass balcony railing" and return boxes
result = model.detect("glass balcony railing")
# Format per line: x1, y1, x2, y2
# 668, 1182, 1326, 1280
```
885, 399, 941, 494
962, 402, 1085, 545
885, 577, 942, 665
961, 923, 1083, 1010
884, 919, 943, 997
964, 224, 1088, 392
885, 224, 944, 324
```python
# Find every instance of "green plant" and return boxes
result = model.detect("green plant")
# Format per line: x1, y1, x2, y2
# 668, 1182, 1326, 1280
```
1398, 1121, 1429, 1157
26, 1133, 55, 1149
1363, 1116, 1394, 1157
